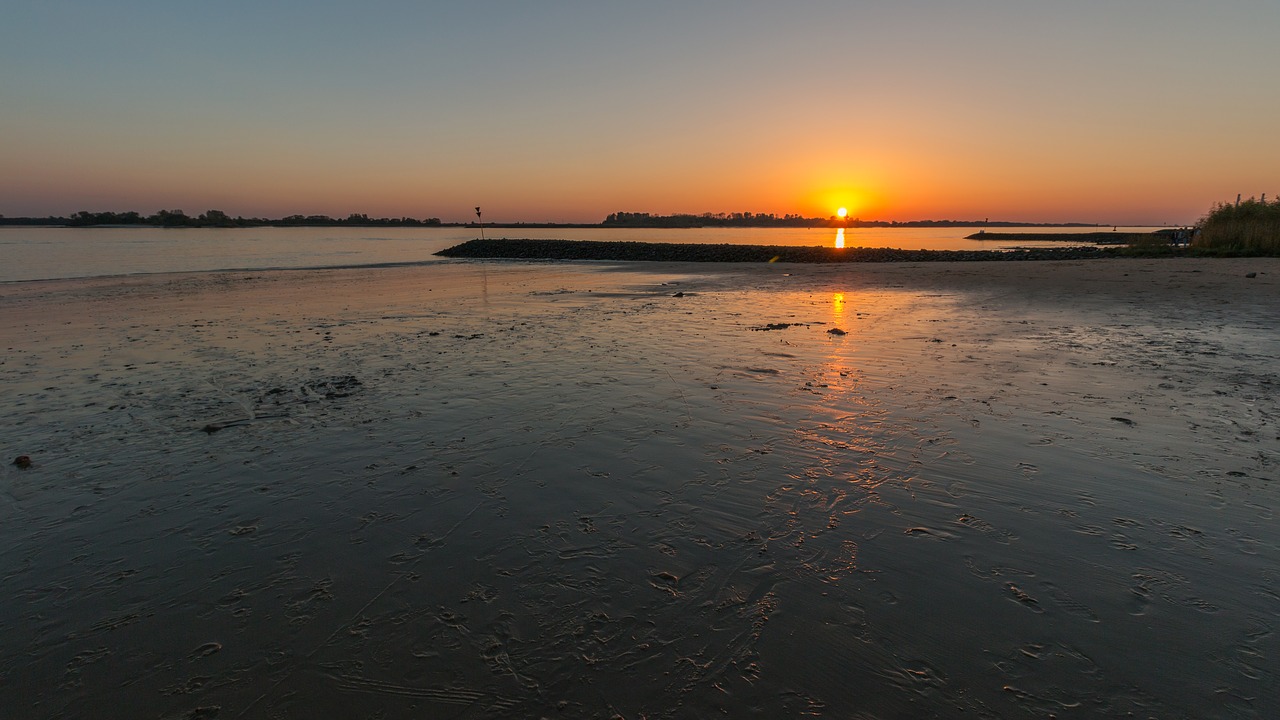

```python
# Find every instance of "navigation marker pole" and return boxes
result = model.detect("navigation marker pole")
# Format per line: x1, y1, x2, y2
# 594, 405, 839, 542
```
475, 206, 485, 240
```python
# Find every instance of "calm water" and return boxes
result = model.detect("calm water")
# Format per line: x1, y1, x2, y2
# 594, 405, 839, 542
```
0, 225, 1160, 282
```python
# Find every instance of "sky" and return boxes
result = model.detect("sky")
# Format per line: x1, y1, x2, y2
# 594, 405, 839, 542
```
2, 1, 1277, 225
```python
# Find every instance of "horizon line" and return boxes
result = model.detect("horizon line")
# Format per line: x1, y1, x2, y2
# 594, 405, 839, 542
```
0, 208, 1188, 228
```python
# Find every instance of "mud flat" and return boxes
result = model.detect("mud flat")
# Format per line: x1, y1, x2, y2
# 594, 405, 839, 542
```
1, 258, 1277, 718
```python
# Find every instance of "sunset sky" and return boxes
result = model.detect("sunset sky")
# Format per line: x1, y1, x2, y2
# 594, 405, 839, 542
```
2, 1, 1277, 224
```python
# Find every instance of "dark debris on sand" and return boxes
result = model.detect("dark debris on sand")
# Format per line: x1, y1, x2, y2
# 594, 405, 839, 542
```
199, 375, 362, 433
436, 238, 1123, 263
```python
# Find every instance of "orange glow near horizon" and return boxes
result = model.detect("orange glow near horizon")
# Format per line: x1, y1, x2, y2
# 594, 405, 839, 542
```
0, 143, 1240, 225
797, 179, 883, 221
3, 3, 1271, 227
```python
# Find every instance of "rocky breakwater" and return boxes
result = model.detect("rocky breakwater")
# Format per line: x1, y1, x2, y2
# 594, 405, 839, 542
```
966, 230, 1187, 245
436, 238, 1119, 263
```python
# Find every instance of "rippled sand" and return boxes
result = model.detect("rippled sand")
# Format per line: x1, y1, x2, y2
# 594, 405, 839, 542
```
2, 258, 1277, 718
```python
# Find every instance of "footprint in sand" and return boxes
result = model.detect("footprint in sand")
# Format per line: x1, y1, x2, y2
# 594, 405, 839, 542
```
1128, 584, 1152, 615
1040, 582, 1099, 622
188, 642, 222, 659
1006, 583, 1043, 613
957, 513, 1016, 543
649, 571, 680, 596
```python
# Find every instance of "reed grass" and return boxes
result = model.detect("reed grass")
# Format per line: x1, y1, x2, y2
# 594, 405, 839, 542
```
1193, 198, 1280, 254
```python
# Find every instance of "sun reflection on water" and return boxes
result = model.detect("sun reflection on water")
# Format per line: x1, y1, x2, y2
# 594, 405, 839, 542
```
835, 228, 845, 249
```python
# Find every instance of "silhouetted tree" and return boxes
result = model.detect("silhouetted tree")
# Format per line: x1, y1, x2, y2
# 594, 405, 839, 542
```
151, 209, 193, 227
198, 209, 235, 227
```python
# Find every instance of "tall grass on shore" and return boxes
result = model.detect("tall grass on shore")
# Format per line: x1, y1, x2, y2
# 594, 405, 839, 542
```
1193, 197, 1280, 254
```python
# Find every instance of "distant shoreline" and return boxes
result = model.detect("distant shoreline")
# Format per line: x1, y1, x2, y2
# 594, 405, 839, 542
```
0, 218, 1121, 230
436, 238, 1129, 263
965, 229, 1187, 244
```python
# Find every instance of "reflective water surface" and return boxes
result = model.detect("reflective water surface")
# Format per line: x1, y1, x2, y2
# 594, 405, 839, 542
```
1, 261, 1275, 718
0, 225, 1162, 282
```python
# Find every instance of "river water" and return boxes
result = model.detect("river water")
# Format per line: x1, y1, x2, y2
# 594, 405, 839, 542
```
0, 225, 1161, 283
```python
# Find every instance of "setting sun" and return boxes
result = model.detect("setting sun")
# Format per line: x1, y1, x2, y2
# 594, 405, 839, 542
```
836, 207, 848, 218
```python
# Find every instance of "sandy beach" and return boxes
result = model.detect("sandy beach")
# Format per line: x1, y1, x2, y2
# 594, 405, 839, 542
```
2, 257, 1278, 718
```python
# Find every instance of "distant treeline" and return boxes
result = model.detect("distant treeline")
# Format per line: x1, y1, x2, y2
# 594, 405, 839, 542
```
601, 211, 1100, 229
0, 209, 442, 228
0, 208, 1116, 229
603, 211, 819, 228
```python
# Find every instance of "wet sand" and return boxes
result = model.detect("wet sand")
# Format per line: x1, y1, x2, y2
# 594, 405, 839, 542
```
2, 257, 1278, 718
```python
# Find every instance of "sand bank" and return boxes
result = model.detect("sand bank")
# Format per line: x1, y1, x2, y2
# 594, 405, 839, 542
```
2, 257, 1277, 718
436, 237, 1120, 261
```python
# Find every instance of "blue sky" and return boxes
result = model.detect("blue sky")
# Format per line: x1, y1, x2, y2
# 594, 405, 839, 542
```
2, 1, 1277, 223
